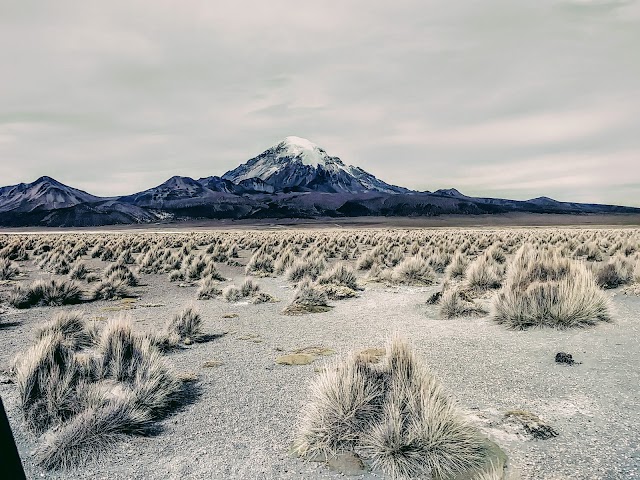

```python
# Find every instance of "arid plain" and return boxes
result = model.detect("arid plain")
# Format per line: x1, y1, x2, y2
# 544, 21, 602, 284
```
1, 226, 639, 480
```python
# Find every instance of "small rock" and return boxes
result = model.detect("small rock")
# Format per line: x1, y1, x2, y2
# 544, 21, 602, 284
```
327, 452, 367, 476
275, 353, 316, 365
222, 313, 239, 319
504, 410, 558, 439
183, 338, 193, 345
202, 360, 224, 368
357, 347, 386, 364
178, 371, 199, 382
555, 352, 576, 365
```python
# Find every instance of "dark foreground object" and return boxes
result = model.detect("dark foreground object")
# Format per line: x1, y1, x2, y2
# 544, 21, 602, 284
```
0, 396, 26, 480
555, 352, 577, 365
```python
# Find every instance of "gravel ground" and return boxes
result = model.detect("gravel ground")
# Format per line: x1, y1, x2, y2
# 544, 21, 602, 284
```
1, 252, 639, 479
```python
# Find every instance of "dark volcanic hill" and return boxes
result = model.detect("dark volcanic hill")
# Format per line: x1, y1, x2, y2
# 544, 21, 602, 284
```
1, 137, 638, 227
0, 176, 100, 213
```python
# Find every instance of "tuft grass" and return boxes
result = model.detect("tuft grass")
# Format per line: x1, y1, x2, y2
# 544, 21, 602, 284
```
283, 279, 330, 315
14, 314, 193, 469
294, 337, 488, 479
492, 246, 612, 329
10, 279, 84, 309
165, 307, 202, 344
0, 257, 21, 280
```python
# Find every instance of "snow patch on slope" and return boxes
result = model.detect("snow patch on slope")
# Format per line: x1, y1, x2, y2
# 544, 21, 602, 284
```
278, 136, 326, 167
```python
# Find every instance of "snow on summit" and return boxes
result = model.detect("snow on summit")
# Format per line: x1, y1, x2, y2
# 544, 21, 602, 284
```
277, 136, 326, 167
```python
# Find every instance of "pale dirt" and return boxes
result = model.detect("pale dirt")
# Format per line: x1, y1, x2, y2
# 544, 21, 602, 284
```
0, 248, 639, 480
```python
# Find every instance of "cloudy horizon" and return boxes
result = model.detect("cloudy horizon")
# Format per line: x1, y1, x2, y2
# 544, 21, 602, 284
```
1, 0, 639, 205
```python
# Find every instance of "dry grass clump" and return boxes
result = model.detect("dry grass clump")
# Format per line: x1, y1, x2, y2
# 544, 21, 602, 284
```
294, 337, 488, 479
164, 306, 202, 344
196, 275, 223, 300
0, 257, 21, 280
10, 278, 84, 309
317, 263, 361, 299
245, 251, 275, 276
91, 277, 134, 301
283, 279, 331, 315
440, 288, 487, 319
103, 263, 140, 287
492, 246, 612, 329
444, 252, 469, 280
68, 261, 89, 280
287, 256, 326, 283
34, 311, 95, 350
14, 314, 191, 469
573, 241, 603, 261
391, 256, 435, 285
595, 255, 635, 289
464, 254, 504, 293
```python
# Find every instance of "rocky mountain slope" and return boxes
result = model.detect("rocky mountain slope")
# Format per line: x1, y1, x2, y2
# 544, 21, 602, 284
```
1, 137, 637, 227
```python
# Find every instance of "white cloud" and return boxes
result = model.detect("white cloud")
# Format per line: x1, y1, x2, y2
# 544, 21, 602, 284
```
0, 0, 638, 206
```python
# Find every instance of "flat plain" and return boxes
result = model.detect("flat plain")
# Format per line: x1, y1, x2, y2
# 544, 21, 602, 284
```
1, 225, 639, 480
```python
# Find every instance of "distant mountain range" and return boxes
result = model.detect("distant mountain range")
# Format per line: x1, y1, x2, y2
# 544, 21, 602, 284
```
1, 136, 637, 227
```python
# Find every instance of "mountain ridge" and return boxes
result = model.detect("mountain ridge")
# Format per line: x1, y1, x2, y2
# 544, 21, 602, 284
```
1, 137, 638, 227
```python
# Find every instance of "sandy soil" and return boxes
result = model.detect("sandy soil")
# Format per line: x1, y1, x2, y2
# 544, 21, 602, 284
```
1, 243, 639, 479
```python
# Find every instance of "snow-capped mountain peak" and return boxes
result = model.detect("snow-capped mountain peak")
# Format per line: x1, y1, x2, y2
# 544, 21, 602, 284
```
277, 136, 331, 167
223, 137, 408, 194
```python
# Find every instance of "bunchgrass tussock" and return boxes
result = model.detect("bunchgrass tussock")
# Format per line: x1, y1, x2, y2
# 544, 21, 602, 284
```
294, 337, 488, 479
491, 246, 612, 329
283, 279, 330, 315
165, 306, 202, 344
10, 278, 84, 309
0, 257, 21, 280
14, 314, 192, 470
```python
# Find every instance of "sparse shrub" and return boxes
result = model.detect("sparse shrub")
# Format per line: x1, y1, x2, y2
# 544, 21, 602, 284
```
445, 252, 469, 280
245, 251, 275, 276
287, 257, 326, 283
16, 316, 188, 469
35, 311, 94, 350
15, 333, 82, 433
464, 255, 504, 293
391, 257, 435, 285
293, 337, 488, 479
165, 307, 202, 343
492, 247, 612, 329
252, 292, 276, 304
240, 278, 260, 297
103, 263, 139, 287
427, 251, 452, 273
283, 279, 330, 315
91, 278, 134, 301
35, 395, 152, 470
202, 263, 225, 281
223, 285, 243, 302
440, 288, 487, 319
197, 276, 222, 300
10, 279, 84, 309
318, 263, 359, 291
356, 251, 377, 271
574, 242, 603, 262
595, 255, 634, 288
69, 261, 89, 280
0, 257, 20, 280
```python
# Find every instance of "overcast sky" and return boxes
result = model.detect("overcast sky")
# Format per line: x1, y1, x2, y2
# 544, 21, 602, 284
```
1, 0, 639, 205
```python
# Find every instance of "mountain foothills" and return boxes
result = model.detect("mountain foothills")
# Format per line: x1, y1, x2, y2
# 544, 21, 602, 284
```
0, 136, 637, 227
